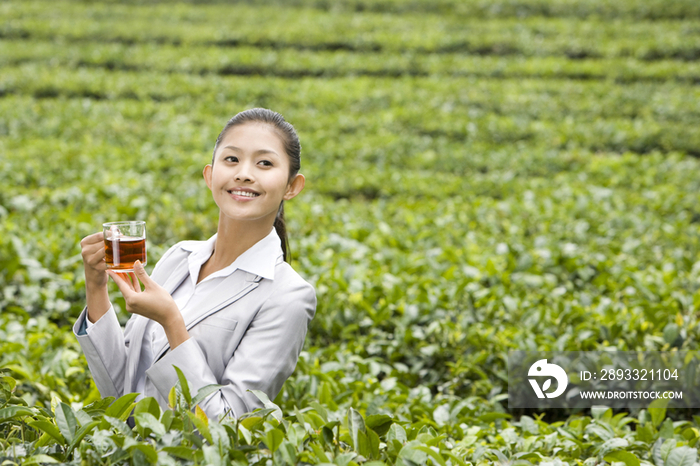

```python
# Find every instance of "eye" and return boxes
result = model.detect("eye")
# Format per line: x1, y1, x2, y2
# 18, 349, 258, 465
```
258, 160, 273, 167
224, 156, 238, 163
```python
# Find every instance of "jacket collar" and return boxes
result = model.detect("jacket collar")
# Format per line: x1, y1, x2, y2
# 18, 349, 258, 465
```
179, 227, 282, 281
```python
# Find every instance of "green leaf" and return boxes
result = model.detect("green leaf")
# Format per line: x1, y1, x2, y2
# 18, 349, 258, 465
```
591, 406, 611, 420
334, 452, 357, 466
75, 409, 93, 427
660, 418, 675, 439
319, 382, 338, 410
278, 440, 297, 465
66, 420, 100, 456
128, 443, 159, 463
28, 421, 65, 444
265, 427, 284, 453
105, 393, 139, 419
22, 454, 60, 464
168, 385, 178, 410
162, 446, 196, 461
414, 446, 447, 466
666, 447, 698, 466
195, 405, 208, 426
604, 450, 641, 466
356, 430, 372, 458
0, 376, 17, 393
55, 402, 77, 443
304, 411, 327, 430
202, 444, 225, 466
134, 412, 166, 438
310, 443, 331, 463
238, 423, 252, 444
161, 409, 174, 430
442, 451, 468, 466
347, 407, 367, 452
398, 441, 428, 464
649, 397, 670, 427
514, 452, 544, 461
322, 425, 335, 446
82, 396, 115, 415
387, 423, 407, 443
0, 406, 34, 420
366, 414, 393, 437
209, 422, 230, 450
240, 415, 263, 431
191, 383, 223, 407
249, 389, 283, 422
599, 438, 629, 456
134, 396, 161, 419
368, 426, 381, 459
173, 365, 192, 405
294, 405, 307, 426
188, 410, 213, 444
637, 422, 655, 444
310, 401, 328, 423
103, 415, 133, 436
657, 438, 678, 464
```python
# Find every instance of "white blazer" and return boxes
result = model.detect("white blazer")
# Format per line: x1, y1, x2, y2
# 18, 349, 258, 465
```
73, 234, 317, 420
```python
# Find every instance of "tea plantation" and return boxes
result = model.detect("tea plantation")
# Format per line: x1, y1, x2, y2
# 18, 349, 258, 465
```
1, 0, 700, 464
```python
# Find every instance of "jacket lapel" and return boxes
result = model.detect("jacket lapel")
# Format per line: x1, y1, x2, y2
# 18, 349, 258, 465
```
123, 315, 149, 393
125, 253, 190, 392
160, 261, 191, 295
151, 270, 262, 361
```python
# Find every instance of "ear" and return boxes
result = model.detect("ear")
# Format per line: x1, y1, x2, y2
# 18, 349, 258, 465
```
283, 173, 305, 200
203, 164, 213, 190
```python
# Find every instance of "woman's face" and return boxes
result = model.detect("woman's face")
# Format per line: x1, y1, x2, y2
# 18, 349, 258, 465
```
204, 123, 304, 226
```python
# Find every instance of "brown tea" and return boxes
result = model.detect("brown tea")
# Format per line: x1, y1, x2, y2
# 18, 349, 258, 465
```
105, 236, 147, 270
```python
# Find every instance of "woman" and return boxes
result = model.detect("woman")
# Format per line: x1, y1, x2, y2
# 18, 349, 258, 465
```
74, 108, 317, 420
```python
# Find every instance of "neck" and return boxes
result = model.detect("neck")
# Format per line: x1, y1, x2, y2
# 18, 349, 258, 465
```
210, 215, 275, 268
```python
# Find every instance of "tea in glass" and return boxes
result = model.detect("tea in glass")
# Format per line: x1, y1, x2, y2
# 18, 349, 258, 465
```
103, 221, 147, 271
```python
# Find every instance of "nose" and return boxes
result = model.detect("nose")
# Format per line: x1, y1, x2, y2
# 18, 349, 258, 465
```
234, 161, 254, 182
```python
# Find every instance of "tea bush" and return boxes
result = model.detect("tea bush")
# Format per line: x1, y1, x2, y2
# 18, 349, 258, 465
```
1, 0, 700, 463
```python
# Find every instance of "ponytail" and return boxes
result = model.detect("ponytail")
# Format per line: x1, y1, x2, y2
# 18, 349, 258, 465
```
274, 202, 291, 263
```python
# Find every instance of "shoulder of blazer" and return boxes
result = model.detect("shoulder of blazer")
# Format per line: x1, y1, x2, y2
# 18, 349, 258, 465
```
268, 258, 317, 302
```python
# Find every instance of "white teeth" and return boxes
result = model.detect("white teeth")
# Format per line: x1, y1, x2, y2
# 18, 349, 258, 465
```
229, 190, 259, 198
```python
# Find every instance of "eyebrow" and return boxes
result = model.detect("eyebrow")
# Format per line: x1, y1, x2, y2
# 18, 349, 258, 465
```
221, 145, 280, 157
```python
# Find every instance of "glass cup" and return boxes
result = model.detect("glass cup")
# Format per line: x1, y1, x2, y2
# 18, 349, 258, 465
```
103, 221, 147, 272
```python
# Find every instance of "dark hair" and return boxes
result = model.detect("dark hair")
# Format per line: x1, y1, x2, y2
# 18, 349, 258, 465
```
212, 108, 301, 262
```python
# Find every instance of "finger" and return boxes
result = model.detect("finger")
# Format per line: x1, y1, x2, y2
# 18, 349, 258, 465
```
80, 232, 105, 247
133, 261, 152, 288
83, 243, 106, 261
107, 270, 135, 298
118, 271, 137, 292
84, 251, 107, 270
82, 240, 104, 257
127, 272, 141, 292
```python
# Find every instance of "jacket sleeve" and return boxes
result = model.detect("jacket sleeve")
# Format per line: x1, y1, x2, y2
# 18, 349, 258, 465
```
73, 241, 183, 398
145, 278, 316, 420
73, 304, 133, 398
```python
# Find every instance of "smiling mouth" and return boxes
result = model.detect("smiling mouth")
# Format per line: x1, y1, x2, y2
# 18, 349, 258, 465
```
228, 190, 260, 198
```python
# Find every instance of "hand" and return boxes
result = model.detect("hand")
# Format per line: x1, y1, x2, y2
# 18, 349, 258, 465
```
80, 232, 108, 289
106, 260, 180, 328
107, 260, 191, 350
